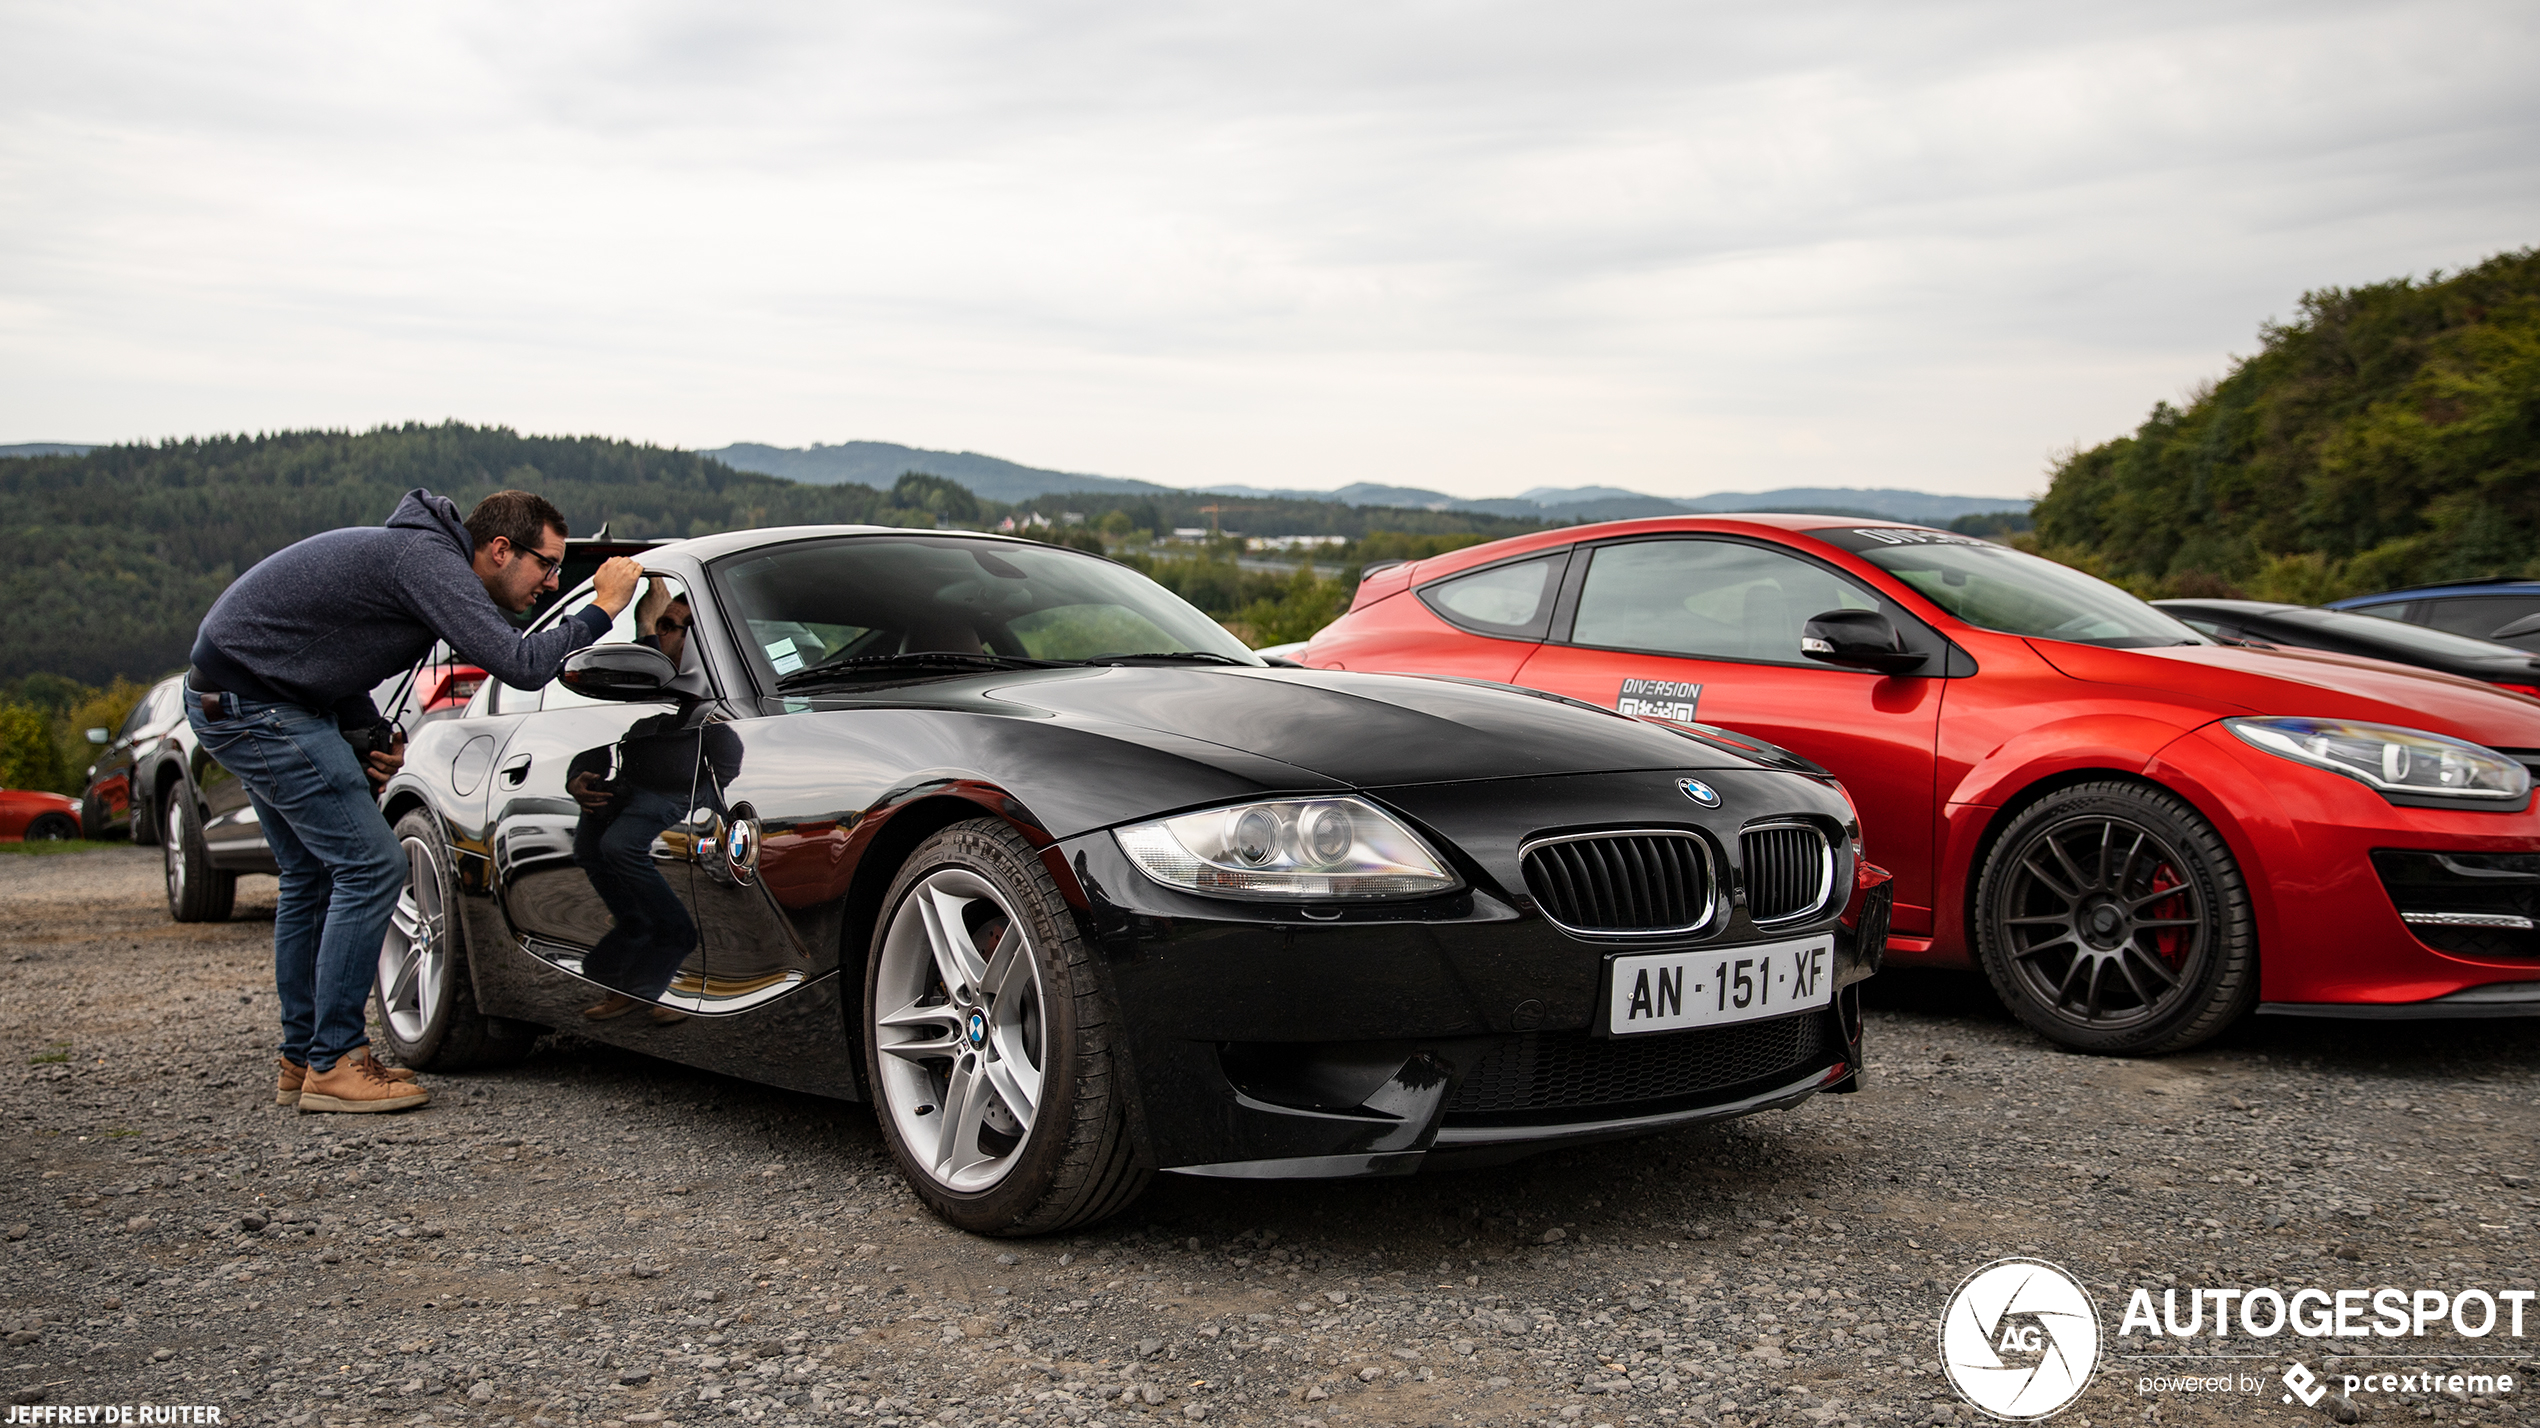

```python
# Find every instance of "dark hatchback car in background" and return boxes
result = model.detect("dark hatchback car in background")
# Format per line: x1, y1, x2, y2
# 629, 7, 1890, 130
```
2154, 599, 2540, 700
77, 669, 277, 921
2328, 577, 2540, 654
83, 534, 663, 922
373, 525, 1889, 1233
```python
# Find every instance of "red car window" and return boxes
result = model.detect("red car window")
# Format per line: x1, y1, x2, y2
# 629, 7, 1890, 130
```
1417, 552, 1568, 640
1570, 539, 1880, 663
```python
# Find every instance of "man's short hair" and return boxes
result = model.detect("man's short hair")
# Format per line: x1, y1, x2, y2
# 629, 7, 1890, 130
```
465, 490, 569, 555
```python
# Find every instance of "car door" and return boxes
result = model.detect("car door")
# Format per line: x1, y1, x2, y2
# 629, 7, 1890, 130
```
1510, 535, 1949, 935
488, 575, 717, 1008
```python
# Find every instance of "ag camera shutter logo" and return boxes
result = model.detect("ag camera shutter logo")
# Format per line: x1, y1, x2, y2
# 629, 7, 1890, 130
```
1940, 1257, 2101, 1420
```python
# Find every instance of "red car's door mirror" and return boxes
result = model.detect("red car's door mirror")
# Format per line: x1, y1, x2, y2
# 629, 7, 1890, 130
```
1800, 609, 1928, 674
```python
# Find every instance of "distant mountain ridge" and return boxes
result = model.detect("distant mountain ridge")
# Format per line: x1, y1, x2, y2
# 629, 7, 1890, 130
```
0, 443, 96, 459
700, 442, 1177, 503
708, 441, 2033, 523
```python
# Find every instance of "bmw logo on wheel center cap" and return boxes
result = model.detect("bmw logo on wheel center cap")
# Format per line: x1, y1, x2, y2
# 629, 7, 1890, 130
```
1676, 777, 1721, 807
966, 1011, 987, 1047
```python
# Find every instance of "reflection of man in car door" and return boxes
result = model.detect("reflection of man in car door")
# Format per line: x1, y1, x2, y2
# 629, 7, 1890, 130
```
638, 595, 691, 669
569, 708, 742, 1022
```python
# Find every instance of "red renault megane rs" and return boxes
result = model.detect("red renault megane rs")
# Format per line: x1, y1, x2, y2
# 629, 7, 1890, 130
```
1304, 516, 2540, 1054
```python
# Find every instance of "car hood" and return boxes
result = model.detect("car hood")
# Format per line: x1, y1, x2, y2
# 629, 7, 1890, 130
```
2029, 640, 2540, 748
801, 664, 1777, 787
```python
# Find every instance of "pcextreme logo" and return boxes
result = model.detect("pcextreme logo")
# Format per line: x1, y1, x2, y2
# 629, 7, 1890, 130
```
1940, 1258, 2103, 1420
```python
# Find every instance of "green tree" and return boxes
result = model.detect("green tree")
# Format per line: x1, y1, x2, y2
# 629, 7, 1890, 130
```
0, 703, 69, 794
2032, 248, 2540, 601
891, 471, 982, 525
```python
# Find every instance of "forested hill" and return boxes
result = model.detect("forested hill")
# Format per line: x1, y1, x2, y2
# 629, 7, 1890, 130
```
0, 424, 917, 686
2032, 248, 2540, 602
0, 422, 1550, 687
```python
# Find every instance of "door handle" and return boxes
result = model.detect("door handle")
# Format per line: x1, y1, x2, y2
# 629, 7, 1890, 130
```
498, 753, 532, 786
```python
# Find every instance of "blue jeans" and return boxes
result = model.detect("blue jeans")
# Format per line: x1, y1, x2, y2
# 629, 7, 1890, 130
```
185, 689, 403, 1072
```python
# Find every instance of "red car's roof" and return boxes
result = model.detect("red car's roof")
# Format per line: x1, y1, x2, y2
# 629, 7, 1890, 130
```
1409, 514, 1922, 582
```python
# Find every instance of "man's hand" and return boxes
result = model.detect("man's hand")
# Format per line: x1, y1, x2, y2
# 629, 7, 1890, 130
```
364, 734, 406, 790
568, 770, 616, 812
591, 557, 645, 617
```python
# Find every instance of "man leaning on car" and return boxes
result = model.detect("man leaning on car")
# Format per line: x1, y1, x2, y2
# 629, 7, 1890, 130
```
187, 488, 641, 1113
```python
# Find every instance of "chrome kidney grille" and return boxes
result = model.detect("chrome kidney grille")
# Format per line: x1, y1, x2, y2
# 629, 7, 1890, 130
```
1520, 831, 1716, 936
1741, 821, 1834, 925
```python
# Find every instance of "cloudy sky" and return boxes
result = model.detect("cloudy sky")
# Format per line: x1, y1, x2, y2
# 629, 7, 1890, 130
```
3, 1, 2533, 500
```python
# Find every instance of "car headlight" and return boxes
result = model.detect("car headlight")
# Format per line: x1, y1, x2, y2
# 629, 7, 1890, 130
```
2226, 717, 2532, 802
1115, 796, 1460, 900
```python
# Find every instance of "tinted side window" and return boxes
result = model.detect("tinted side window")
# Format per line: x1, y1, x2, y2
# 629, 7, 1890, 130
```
125, 685, 169, 737
1416, 553, 1567, 639
1571, 539, 1879, 662
2423, 595, 2540, 642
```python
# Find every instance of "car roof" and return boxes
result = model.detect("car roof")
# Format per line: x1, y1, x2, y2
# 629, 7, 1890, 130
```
2327, 578, 2540, 607
1393, 513, 1952, 584
649, 523, 1062, 564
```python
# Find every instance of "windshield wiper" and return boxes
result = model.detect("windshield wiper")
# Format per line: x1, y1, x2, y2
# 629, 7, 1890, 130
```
1075, 650, 1254, 666
774, 651, 1066, 690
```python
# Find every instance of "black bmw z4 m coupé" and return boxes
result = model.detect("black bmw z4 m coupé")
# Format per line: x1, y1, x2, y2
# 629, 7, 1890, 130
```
375, 527, 1891, 1234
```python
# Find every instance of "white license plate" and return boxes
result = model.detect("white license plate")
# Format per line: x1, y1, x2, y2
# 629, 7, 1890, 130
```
1606, 934, 1837, 1036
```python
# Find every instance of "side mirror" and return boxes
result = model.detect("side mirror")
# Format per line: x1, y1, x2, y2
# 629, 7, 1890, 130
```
86, 728, 110, 745
559, 644, 681, 701
1800, 609, 1929, 674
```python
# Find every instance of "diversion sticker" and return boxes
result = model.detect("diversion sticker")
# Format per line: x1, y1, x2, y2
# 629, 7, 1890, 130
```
1618, 676, 1701, 723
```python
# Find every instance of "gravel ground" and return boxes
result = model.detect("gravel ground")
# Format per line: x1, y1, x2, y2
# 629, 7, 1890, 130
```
4, 847, 2537, 1428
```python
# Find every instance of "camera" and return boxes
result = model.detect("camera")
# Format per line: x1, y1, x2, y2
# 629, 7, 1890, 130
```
343, 720, 402, 759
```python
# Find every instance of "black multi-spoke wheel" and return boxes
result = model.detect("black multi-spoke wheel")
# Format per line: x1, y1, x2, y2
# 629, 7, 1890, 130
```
1974, 781, 2254, 1054
864, 819, 1148, 1235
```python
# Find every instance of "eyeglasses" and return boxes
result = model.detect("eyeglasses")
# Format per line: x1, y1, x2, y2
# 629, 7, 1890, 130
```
658, 618, 690, 634
510, 543, 563, 576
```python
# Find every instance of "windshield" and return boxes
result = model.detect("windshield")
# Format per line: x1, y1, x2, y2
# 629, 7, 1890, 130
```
1816, 528, 2205, 649
712, 535, 1258, 686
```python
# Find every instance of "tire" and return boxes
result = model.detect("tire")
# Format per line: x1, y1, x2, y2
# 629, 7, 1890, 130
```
79, 795, 109, 840
24, 813, 78, 842
1972, 780, 2255, 1055
375, 809, 539, 1071
163, 783, 237, 923
863, 819, 1149, 1236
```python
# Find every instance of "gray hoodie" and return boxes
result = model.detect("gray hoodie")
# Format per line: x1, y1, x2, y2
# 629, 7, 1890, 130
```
190, 488, 610, 725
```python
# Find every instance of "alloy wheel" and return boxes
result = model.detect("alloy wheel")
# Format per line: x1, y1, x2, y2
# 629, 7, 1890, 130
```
872, 867, 1048, 1194
163, 799, 186, 906
1993, 813, 2208, 1030
378, 835, 449, 1043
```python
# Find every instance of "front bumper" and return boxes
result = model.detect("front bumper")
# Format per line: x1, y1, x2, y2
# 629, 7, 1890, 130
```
1054, 769, 1885, 1177
2152, 724, 2540, 1008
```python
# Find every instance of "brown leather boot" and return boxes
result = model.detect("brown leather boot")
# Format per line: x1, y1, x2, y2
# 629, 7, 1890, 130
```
582, 993, 642, 1021
277, 1051, 416, 1106
295, 1048, 429, 1114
